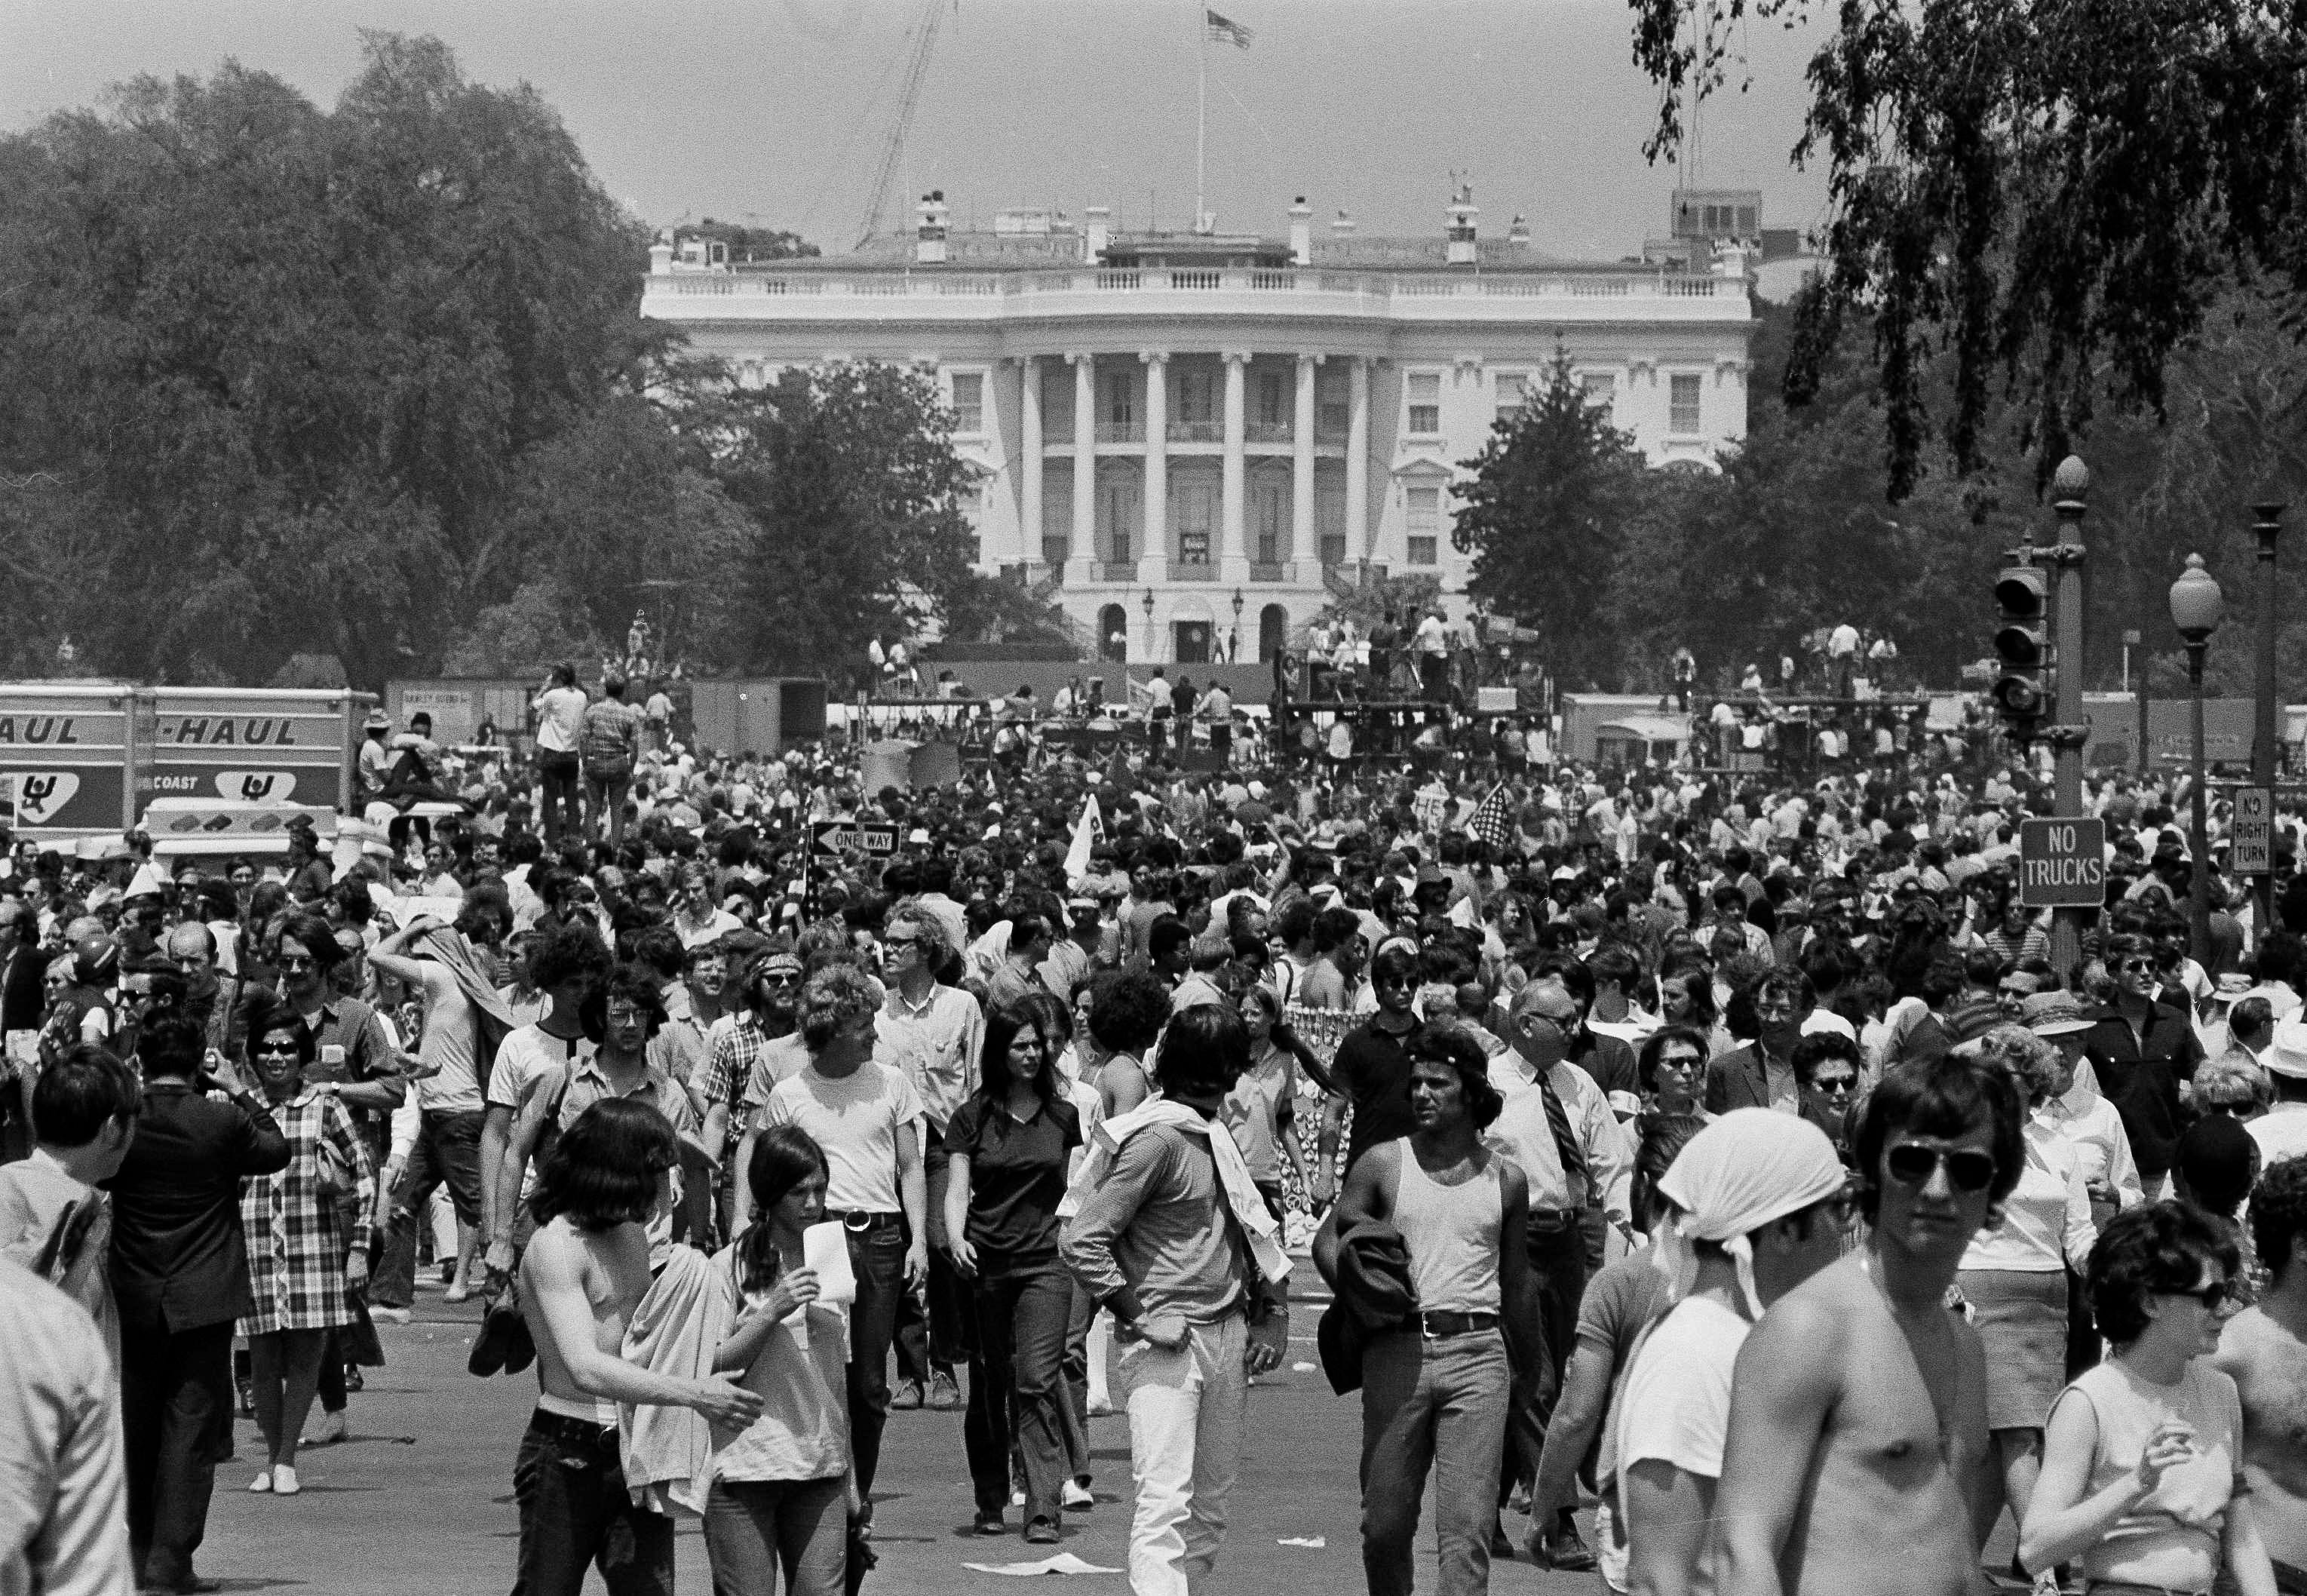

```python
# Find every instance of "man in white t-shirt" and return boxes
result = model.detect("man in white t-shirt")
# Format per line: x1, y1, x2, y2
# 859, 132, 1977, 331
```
1615, 1111, 1848, 1595
742, 965, 927, 1522
530, 664, 589, 849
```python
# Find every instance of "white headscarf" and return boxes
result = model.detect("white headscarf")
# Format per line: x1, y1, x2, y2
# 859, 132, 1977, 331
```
1650, 1109, 1848, 1318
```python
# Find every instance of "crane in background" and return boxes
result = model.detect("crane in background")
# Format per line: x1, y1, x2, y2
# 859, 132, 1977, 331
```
855, 0, 953, 250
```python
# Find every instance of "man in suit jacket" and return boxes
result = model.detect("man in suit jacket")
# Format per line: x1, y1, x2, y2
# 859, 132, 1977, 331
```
106, 1012, 289, 1594
1705, 968, 1813, 1115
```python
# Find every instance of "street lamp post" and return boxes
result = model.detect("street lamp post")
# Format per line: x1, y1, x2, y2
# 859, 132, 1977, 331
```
1230, 587, 1244, 662
2169, 553, 2225, 963
1142, 586, 1157, 664
2252, 501, 2288, 936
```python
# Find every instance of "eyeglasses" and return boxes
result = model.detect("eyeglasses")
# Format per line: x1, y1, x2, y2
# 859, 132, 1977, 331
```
253, 1041, 300, 1057
1884, 1143, 1999, 1192
1812, 1073, 1858, 1096
605, 1007, 649, 1025
883, 935, 919, 950
276, 956, 315, 973
2118, 959, 2156, 974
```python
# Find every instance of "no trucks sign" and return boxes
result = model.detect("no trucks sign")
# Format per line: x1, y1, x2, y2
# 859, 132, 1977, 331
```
2018, 818, 2107, 910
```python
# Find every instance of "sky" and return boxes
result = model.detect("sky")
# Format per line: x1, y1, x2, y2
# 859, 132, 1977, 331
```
5, 0, 1836, 262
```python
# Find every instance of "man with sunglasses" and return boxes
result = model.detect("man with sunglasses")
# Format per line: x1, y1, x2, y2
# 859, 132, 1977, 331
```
2083, 932, 2207, 1194
1713, 1054, 2023, 1596
701, 947, 809, 1234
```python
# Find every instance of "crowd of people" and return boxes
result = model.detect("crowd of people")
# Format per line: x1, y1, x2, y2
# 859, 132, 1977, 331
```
9, 668, 2307, 1596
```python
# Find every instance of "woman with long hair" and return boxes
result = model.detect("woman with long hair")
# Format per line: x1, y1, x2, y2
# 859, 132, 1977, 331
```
706, 1124, 851, 1596
236, 994, 376, 1497
944, 1002, 1083, 1542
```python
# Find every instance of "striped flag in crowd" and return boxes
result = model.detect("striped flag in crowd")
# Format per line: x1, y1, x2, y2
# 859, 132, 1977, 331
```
1466, 782, 1514, 852
1206, 8, 1253, 48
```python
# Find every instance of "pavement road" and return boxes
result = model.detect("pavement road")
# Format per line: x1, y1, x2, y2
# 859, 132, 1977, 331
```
200, 1264, 1606, 1596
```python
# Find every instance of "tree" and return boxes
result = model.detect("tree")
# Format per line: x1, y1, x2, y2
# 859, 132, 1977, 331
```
1452, 352, 1649, 686
1625, 0, 2307, 496
0, 35, 662, 690
707, 362, 985, 683
676, 219, 820, 262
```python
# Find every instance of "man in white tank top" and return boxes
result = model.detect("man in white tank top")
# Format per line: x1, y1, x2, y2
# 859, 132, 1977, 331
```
1318, 1027, 1536, 1596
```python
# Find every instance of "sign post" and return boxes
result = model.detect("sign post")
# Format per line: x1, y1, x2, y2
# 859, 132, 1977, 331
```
810, 820, 900, 860
2233, 786, 2274, 877
2019, 818, 2108, 910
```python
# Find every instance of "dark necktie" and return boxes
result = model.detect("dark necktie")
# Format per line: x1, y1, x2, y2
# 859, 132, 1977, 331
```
1536, 1064, 1588, 1195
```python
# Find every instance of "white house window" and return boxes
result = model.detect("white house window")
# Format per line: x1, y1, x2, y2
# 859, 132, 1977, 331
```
1581, 373, 1616, 421
1407, 373, 1442, 436
1407, 485, 1440, 565
1256, 373, 1287, 428
1318, 486, 1347, 566
1318, 372, 1349, 437
1494, 373, 1526, 422
1254, 483, 1287, 563
1670, 373, 1702, 434
1177, 484, 1214, 564
949, 372, 983, 435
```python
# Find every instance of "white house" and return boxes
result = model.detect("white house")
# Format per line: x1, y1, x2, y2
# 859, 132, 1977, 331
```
642, 187, 1755, 665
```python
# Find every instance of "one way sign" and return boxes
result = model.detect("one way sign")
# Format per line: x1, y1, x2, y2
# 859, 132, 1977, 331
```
811, 820, 900, 858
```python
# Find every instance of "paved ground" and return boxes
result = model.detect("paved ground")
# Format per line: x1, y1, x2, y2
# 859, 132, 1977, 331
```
199, 1264, 1606, 1596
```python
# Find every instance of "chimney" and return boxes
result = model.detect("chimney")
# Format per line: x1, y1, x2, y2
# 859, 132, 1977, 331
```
915, 190, 949, 264
1507, 213, 1530, 247
1085, 204, 1112, 263
1288, 197, 1313, 265
1445, 180, 1479, 265
649, 229, 674, 275
1331, 209, 1357, 238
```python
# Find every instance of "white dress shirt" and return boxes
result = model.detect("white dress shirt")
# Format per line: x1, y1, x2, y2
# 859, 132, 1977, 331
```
1485, 1048, 1634, 1226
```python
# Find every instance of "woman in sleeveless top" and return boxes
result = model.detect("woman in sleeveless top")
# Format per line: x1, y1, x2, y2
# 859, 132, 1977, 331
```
1321, 1027, 1535, 1596
2022, 1201, 2275, 1596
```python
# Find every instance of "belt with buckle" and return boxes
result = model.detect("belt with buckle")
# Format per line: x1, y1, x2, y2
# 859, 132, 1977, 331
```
1407, 1310, 1500, 1339
830, 1209, 901, 1232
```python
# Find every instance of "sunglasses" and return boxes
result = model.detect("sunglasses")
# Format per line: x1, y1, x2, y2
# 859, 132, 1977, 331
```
1812, 1073, 1858, 1095
1885, 1143, 1999, 1192
276, 956, 315, 973
883, 935, 919, 950
2118, 959, 2156, 974
2152, 1279, 2229, 1312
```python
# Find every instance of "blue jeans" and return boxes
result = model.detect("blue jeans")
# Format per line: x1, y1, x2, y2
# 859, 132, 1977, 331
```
1361, 1329, 1512, 1596
701, 1476, 845, 1596
842, 1217, 908, 1512
964, 1262, 1072, 1525
512, 1410, 673, 1596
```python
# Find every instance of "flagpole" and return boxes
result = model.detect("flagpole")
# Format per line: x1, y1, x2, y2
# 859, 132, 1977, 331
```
1195, 4, 1207, 232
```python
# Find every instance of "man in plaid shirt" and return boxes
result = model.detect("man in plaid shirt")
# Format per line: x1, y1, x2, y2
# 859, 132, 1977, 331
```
689, 944, 805, 1234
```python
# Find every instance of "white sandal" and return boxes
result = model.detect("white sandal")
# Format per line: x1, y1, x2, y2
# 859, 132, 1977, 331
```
249, 1469, 274, 1493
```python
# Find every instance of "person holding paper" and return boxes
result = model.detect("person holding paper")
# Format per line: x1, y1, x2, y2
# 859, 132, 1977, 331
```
944, 1002, 1084, 1543
707, 1124, 854, 1596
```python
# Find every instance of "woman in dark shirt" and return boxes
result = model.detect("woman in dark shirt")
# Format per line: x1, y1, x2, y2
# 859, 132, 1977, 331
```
943, 1002, 1082, 1542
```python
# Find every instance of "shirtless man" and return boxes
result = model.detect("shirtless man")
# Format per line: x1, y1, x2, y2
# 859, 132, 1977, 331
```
516, 1097, 761, 1595
2216, 1156, 2307, 1591
1716, 1054, 2023, 1596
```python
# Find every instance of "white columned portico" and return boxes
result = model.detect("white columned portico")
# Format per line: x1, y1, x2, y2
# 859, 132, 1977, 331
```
1070, 352, 1095, 567
1019, 357, 1042, 568
1140, 351, 1167, 572
1345, 355, 1371, 560
1293, 354, 1318, 572
1221, 350, 1248, 579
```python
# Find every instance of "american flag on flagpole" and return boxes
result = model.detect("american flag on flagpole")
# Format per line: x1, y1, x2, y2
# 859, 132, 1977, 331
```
1466, 782, 1514, 852
1206, 8, 1253, 48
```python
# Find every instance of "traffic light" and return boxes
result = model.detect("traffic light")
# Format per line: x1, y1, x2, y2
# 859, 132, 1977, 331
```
1992, 564, 2049, 737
